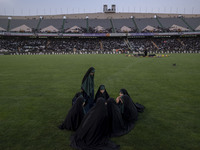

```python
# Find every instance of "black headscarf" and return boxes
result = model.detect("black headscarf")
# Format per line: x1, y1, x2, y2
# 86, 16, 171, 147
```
94, 85, 110, 103
119, 88, 130, 97
107, 98, 126, 137
72, 91, 83, 105
70, 97, 120, 150
120, 88, 145, 113
59, 96, 85, 131
81, 67, 95, 97
82, 67, 95, 84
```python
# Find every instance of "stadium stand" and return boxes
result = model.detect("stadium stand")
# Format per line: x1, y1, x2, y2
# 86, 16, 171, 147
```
0, 12, 200, 55
158, 17, 190, 31
1, 14, 200, 33
39, 19, 63, 32
9, 19, 38, 32
135, 18, 160, 32
0, 37, 200, 55
88, 19, 112, 33
112, 19, 135, 33
0, 19, 9, 31
64, 19, 87, 33
184, 17, 200, 31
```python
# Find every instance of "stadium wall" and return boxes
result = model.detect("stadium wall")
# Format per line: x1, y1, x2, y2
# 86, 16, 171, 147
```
1, 31, 200, 38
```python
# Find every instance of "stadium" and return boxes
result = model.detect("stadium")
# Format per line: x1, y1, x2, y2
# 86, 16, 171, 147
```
0, 2, 200, 150
0, 4, 200, 55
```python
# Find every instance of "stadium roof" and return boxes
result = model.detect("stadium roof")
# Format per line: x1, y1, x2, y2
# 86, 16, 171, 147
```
195, 25, 200, 31
94, 26, 105, 32
40, 25, 59, 32
66, 25, 82, 33
142, 25, 158, 32
121, 26, 131, 32
0, 12, 200, 20
10, 24, 32, 32
169, 24, 189, 32
0, 27, 6, 31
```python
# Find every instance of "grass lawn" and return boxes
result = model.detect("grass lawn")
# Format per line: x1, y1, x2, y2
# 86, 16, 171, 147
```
0, 54, 200, 150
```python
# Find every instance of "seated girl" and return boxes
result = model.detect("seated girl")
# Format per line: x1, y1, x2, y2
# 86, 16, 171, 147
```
58, 95, 86, 131
70, 98, 119, 150
107, 98, 127, 137
115, 89, 139, 132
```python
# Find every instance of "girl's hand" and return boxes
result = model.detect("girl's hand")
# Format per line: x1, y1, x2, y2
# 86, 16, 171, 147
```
119, 97, 123, 104
116, 96, 120, 103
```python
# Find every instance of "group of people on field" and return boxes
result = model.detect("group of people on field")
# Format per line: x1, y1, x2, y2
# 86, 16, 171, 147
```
58, 67, 145, 150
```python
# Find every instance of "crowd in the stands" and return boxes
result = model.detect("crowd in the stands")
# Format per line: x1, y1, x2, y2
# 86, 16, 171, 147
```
0, 37, 200, 54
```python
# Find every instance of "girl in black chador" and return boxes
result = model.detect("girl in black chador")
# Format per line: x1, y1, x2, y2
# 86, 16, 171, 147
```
94, 85, 109, 103
117, 94, 138, 131
107, 89, 144, 137
70, 98, 120, 150
114, 89, 145, 133
58, 96, 86, 131
81, 67, 95, 113
107, 98, 127, 137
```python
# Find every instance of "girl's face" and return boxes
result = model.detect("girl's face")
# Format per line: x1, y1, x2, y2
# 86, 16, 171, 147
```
119, 92, 123, 97
100, 89, 105, 94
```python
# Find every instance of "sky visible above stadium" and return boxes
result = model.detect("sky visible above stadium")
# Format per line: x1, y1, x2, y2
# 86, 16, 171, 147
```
0, 0, 200, 16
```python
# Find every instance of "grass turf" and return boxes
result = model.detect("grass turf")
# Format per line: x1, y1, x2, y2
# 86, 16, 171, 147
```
0, 54, 200, 150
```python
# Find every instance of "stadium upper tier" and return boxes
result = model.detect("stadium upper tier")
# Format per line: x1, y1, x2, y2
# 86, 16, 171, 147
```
0, 13, 200, 33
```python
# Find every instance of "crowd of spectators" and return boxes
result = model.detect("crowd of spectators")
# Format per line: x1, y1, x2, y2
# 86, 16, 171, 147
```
0, 37, 200, 54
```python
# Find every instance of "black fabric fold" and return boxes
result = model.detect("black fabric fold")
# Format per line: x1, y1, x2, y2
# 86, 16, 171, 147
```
70, 98, 120, 150
59, 96, 85, 131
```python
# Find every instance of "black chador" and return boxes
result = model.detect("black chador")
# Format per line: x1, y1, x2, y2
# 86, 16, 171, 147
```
107, 98, 127, 137
120, 95, 138, 131
70, 98, 120, 150
59, 96, 86, 131
94, 85, 109, 103
81, 67, 95, 113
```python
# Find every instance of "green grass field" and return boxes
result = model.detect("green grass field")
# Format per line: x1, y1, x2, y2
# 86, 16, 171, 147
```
0, 54, 200, 150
